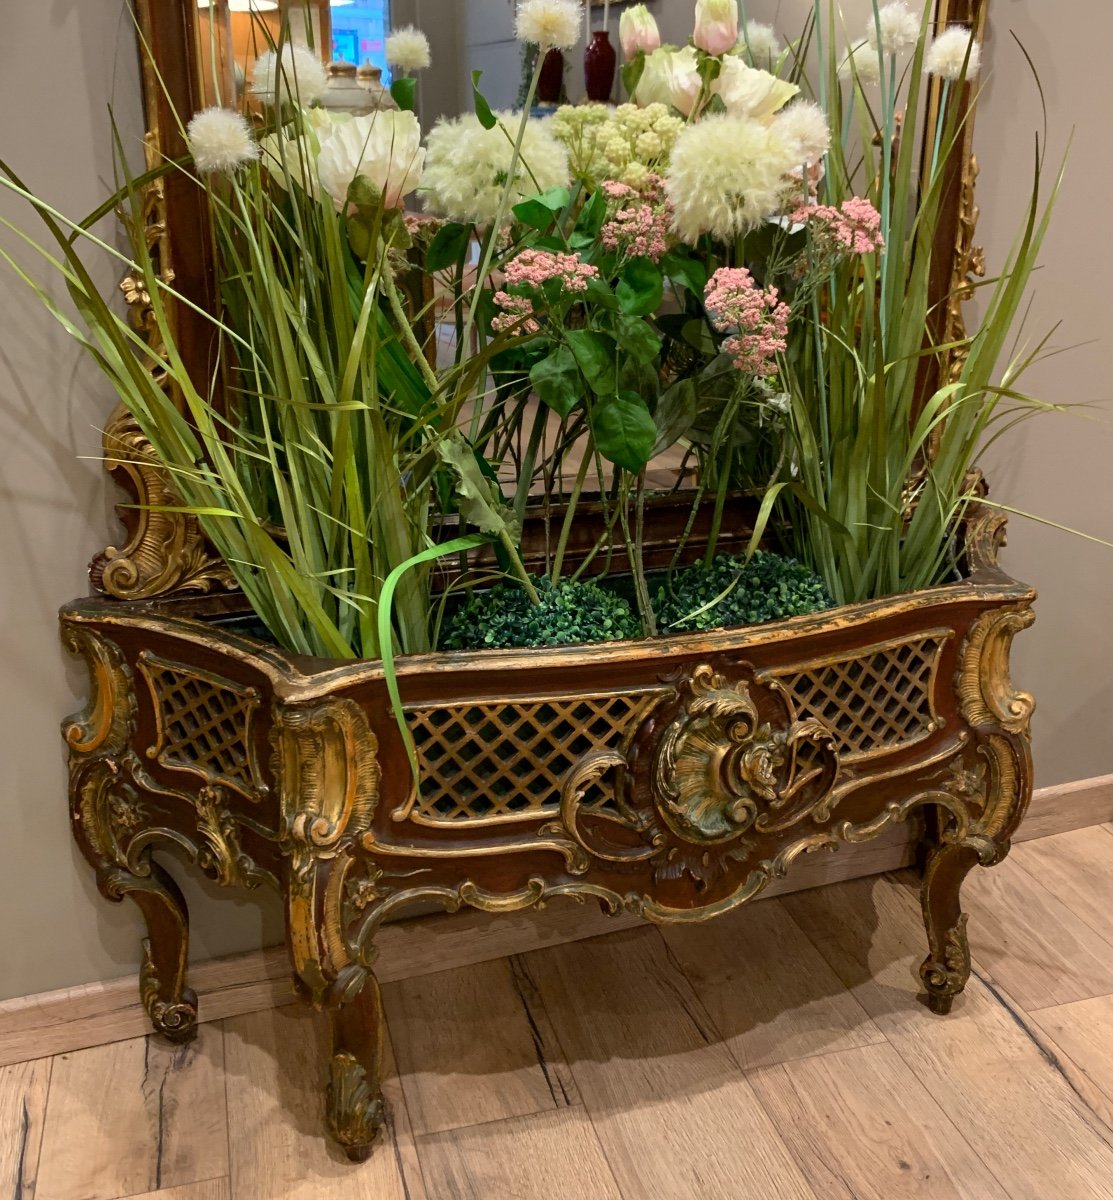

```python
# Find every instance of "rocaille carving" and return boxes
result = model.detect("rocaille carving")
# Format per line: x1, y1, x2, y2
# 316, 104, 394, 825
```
957, 606, 1037, 733
560, 664, 840, 886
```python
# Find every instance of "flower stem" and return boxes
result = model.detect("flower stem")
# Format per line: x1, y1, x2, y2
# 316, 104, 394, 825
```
462, 53, 545, 355
383, 263, 439, 393
551, 434, 594, 583
501, 527, 541, 604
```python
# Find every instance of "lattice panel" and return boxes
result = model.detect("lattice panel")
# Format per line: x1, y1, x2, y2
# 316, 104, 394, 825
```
405, 692, 661, 823
139, 655, 261, 799
767, 636, 947, 760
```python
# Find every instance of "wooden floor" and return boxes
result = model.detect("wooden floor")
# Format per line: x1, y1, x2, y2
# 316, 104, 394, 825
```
6, 824, 1113, 1200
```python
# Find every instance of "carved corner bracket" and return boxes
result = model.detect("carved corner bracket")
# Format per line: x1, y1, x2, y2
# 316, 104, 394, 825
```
89, 403, 237, 601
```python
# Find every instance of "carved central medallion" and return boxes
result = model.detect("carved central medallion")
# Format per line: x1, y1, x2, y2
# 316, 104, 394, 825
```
653, 665, 840, 845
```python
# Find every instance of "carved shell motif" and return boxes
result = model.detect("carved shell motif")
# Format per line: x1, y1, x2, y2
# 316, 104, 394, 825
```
653, 665, 838, 845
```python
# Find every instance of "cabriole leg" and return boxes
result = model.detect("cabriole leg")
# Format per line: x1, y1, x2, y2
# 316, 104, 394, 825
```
919, 838, 981, 1015
325, 973, 387, 1162
112, 856, 199, 1042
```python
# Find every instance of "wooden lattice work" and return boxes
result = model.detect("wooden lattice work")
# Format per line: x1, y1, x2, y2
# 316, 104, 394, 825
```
138, 653, 262, 800
763, 634, 950, 761
404, 690, 667, 823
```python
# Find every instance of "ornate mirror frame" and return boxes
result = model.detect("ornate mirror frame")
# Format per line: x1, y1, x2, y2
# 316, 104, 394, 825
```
93, 0, 990, 603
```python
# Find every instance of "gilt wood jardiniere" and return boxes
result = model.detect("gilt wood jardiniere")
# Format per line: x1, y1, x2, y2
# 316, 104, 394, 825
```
62, 502, 1034, 1161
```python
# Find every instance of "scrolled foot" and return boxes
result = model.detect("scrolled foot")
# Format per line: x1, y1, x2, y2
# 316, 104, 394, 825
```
140, 938, 199, 1043
326, 1050, 386, 1161
919, 911, 971, 1016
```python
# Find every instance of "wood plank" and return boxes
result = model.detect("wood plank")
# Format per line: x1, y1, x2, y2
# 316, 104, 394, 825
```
35, 1026, 227, 1200
0, 948, 293, 1070
0, 1057, 50, 1200
222, 1005, 420, 1200
525, 925, 818, 1200
383, 954, 577, 1137
3, 776, 1107, 1069
416, 1108, 623, 1200
962, 854, 1113, 1010
785, 872, 1113, 1199
659, 900, 884, 1071
1010, 825, 1113, 946
1029, 994, 1113, 1131
748, 1041, 1011, 1199
1016, 775, 1113, 841
123, 1182, 230, 1200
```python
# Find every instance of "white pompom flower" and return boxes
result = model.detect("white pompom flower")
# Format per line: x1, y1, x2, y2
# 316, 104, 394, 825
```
187, 108, 259, 175
252, 45, 329, 107
925, 26, 982, 81
771, 101, 831, 166
739, 22, 781, 68
422, 111, 570, 225
386, 26, 432, 74
316, 110, 426, 210
866, 2, 921, 54
516, 0, 583, 51
838, 42, 882, 85
666, 113, 798, 243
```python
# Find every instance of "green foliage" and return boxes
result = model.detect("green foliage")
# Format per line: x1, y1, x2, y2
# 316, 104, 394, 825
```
655, 552, 833, 632
440, 577, 642, 651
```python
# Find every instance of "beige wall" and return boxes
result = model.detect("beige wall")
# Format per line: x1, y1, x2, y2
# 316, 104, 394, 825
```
0, 0, 1108, 1003
0, 0, 284, 1005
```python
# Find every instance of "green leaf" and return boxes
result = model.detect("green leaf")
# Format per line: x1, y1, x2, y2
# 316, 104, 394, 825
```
615, 313, 661, 365
437, 438, 517, 537
591, 391, 658, 473
390, 76, 417, 112
530, 343, 583, 418
425, 222, 472, 272
617, 357, 660, 404
617, 258, 663, 316
566, 329, 617, 396
573, 189, 608, 240
584, 275, 619, 311
662, 252, 708, 295
471, 70, 498, 129
622, 52, 646, 102
513, 186, 572, 230
653, 378, 697, 454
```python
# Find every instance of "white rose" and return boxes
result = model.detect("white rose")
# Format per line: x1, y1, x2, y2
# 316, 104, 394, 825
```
636, 46, 701, 117
713, 57, 799, 121
316, 110, 426, 210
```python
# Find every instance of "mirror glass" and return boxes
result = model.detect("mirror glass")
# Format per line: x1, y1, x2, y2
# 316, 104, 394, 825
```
192, 2, 817, 126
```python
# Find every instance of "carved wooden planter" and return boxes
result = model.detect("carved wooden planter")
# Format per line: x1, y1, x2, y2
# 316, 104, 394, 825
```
61, 506, 1034, 1161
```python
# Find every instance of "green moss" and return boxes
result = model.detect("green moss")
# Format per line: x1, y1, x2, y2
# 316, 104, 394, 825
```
655, 551, 833, 632
440, 576, 642, 651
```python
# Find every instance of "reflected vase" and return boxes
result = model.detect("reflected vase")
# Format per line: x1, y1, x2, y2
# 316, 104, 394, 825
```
537, 48, 564, 105
584, 30, 616, 103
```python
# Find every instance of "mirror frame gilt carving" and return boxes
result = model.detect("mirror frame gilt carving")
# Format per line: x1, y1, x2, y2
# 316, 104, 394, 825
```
94, 0, 990, 601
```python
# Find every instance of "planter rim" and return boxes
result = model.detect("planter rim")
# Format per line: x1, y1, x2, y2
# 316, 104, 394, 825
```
60, 569, 1034, 696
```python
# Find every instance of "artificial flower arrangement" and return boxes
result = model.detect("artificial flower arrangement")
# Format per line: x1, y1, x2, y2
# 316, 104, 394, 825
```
1, 0, 1057, 669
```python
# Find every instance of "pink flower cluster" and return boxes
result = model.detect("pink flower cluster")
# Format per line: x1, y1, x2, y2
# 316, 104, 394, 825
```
600, 176, 672, 264
703, 267, 789, 377
492, 249, 599, 334
792, 197, 885, 256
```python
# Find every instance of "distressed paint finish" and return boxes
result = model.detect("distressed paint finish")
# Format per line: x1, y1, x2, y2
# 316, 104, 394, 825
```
62, 500, 1035, 1159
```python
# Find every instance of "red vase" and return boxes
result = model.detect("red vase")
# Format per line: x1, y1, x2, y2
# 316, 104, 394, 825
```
537, 48, 564, 105
584, 30, 617, 103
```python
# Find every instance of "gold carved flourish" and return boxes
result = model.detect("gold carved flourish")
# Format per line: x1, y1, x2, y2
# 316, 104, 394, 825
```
273, 698, 381, 873
90, 405, 238, 601
62, 626, 135, 758
139, 938, 199, 1042
945, 155, 986, 383
560, 664, 840, 887
326, 1052, 385, 1156
957, 606, 1037, 734
921, 913, 971, 1000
